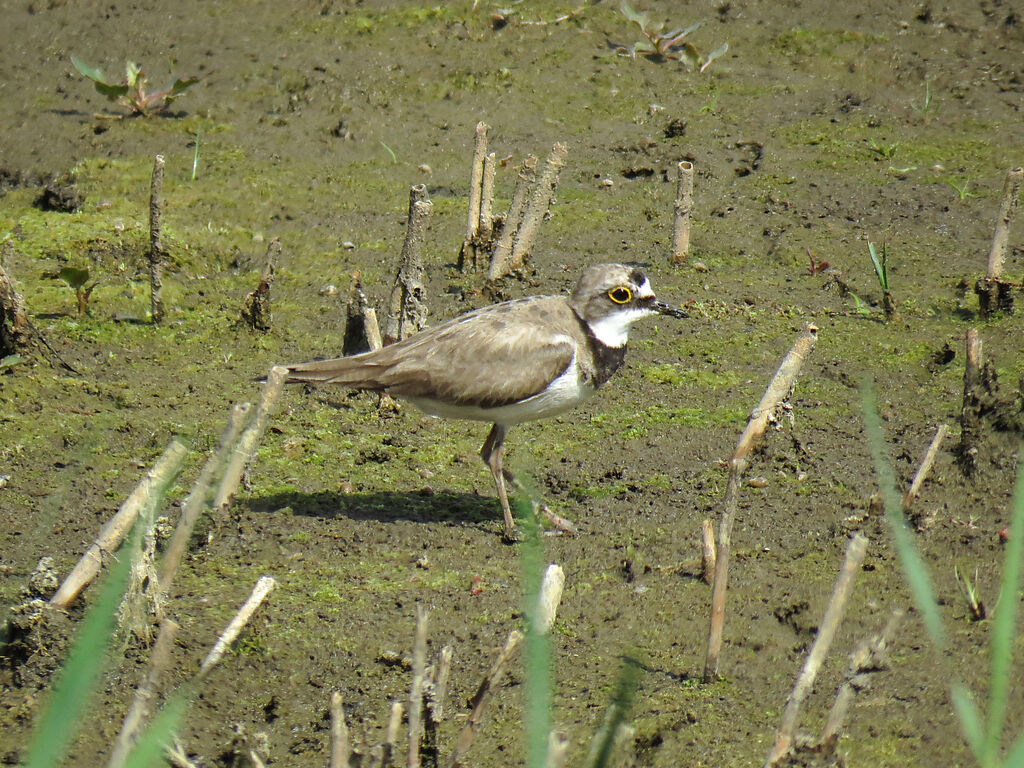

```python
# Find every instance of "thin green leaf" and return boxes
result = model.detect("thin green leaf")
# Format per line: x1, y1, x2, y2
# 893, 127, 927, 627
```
1003, 728, 1024, 767
58, 266, 90, 290
861, 379, 946, 648
0, 353, 24, 370
70, 56, 110, 85
620, 2, 647, 28
868, 242, 889, 291
121, 685, 194, 768
951, 683, 985, 764
581, 657, 643, 768
71, 56, 129, 99
22, 532, 136, 768
984, 453, 1024, 766
168, 76, 201, 97
700, 42, 729, 72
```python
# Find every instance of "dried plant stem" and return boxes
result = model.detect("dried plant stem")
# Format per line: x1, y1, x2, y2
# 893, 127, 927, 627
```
479, 152, 497, 242
385, 185, 431, 344
0, 252, 33, 356
214, 366, 288, 509
820, 609, 902, 753
422, 642, 453, 768
198, 575, 277, 677
462, 122, 488, 263
704, 324, 818, 682
240, 237, 279, 332
977, 167, 1022, 318
107, 618, 180, 768
383, 701, 404, 768
330, 691, 351, 768
507, 143, 567, 274
545, 733, 570, 768
488, 155, 538, 281
902, 423, 949, 511
535, 563, 565, 635
986, 167, 1023, 280
957, 329, 985, 475
159, 402, 250, 596
671, 161, 694, 265
448, 630, 523, 768
149, 154, 166, 324
764, 533, 868, 768
51, 440, 188, 610
408, 605, 429, 768
700, 518, 716, 585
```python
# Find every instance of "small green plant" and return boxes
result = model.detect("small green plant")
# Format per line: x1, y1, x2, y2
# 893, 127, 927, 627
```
912, 81, 938, 125
614, 3, 728, 72
954, 564, 987, 621
190, 130, 201, 182
868, 242, 896, 321
863, 381, 1024, 768
71, 56, 201, 116
58, 266, 100, 317
867, 139, 900, 160
946, 177, 978, 200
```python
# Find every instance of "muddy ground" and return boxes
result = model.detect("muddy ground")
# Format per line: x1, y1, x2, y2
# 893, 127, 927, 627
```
1, 0, 1024, 765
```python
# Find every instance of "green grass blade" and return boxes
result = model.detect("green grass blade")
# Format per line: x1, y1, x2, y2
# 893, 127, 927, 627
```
1002, 728, 1024, 767
519, 499, 550, 768
984, 452, 1024, 766
581, 656, 643, 768
951, 683, 985, 764
120, 684, 194, 768
21, 533, 136, 768
860, 379, 945, 648
868, 243, 889, 291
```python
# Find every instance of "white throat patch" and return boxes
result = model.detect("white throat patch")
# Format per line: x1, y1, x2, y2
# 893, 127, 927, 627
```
589, 306, 655, 347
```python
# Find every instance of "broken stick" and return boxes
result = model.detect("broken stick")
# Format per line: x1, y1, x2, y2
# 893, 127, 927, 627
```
704, 324, 818, 682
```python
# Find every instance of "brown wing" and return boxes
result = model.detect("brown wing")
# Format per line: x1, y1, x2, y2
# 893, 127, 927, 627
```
284, 297, 580, 409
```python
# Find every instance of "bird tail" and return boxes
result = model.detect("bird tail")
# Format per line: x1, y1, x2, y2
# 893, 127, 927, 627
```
282, 354, 385, 390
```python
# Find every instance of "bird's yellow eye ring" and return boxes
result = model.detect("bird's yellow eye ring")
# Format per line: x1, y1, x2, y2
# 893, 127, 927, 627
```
608, 286, 632, 304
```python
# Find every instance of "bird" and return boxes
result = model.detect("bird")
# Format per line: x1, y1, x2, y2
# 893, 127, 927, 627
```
282, 263, 687, 541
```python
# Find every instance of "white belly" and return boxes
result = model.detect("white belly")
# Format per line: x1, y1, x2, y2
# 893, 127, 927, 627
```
406, 356, 594, 426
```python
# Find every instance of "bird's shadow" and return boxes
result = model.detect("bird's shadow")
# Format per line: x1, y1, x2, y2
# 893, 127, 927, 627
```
249, 488, 500, 529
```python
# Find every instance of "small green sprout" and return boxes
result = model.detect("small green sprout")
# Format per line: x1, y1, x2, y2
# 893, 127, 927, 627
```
58, 266, 100, 317
954, 564, 987, 621
867, 139, 900, 160
912, 81, 938, 125
946, 177, 978, 200
71, 56, 201, 116
868, 242, 889, 292
868, 242, 897, 321
614, 3, 728, 72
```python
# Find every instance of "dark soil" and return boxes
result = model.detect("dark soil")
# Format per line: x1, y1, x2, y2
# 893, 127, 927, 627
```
1, 1, 1024, 766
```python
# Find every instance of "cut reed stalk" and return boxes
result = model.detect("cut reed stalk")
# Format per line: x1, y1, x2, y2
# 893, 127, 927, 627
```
149, 154, 165, 323
704, 324, 818, 682
902, 424, 949, 511
51, 440, 188, 610
198, 575, 277, 677
671, 160, 694, 265
764, 533, 868, 767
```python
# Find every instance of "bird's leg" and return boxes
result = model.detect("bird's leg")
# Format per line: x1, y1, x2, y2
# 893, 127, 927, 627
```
479, 425, 575, 536
481, 424, 517, 542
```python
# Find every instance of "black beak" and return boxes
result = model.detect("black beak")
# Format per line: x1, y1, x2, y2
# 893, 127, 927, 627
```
652, 299, 688, 319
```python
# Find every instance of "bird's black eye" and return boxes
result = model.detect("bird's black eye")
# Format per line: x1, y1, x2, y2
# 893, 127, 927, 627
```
608, 286, 632, 304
